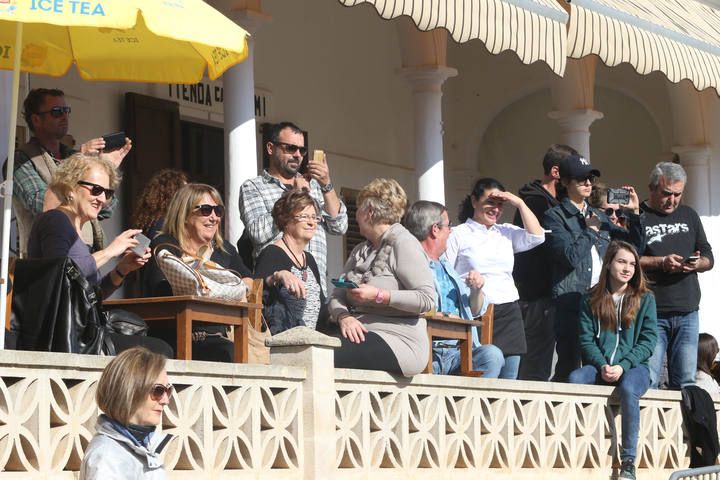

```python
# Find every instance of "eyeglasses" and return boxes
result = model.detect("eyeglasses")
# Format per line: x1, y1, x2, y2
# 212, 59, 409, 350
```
194, 204, 225, 217
37, 106, 71, 118
293, 214, 322, 223
150, 383, 174, 401
77, 180, 114, 199
273, 141, 308, 157
435, 222, 453, 229
573, 175, 596, 184
604, 207, 626, 218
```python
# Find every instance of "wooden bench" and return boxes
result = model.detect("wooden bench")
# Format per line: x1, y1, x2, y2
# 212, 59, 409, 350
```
424, 304, 494, 376
105, 279, 264, 362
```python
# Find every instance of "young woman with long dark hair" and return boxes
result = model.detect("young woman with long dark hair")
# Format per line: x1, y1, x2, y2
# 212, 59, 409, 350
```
569, 240, 657, 480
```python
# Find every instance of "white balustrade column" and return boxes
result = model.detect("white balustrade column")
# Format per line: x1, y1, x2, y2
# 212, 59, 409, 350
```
223, 10, 269, 245
399, 66, 457, 204
547, 109, 604, 161
673, 145, 711, 216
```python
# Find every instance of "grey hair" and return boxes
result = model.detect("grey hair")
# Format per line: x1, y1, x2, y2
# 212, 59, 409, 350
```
649, 162, 687, 188
403, 200, 447, 241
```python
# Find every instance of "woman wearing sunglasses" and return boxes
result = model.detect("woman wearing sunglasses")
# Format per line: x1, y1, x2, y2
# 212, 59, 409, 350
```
28, 153, 149, 299
143, 183, 253, 362
80, 347, 173, 479
254, 190, 327, 334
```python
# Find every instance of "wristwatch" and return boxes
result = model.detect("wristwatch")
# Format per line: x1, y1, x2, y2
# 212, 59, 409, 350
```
320, 181, 334, 193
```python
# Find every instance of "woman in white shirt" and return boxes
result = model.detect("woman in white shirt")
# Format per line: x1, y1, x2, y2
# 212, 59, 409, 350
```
446, 178, 545, 379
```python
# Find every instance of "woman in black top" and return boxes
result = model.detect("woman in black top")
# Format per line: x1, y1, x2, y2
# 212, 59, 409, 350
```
254, 190, 326, 334
143, 183, 252, 362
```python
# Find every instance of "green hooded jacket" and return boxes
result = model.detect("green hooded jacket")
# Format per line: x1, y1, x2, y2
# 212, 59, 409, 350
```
577, 292, 657, 372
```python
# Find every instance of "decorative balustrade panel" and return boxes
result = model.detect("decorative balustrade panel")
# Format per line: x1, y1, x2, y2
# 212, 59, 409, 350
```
0, 351, 305, 478
334, 371, 707, 479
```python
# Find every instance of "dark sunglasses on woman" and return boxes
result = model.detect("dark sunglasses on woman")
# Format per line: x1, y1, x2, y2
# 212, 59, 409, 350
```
77, 180, 114, 199
194, 204, 225, 217
150, 383, 174, 401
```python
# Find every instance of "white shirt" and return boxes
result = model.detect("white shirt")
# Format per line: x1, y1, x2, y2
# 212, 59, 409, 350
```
445, 219, 545, 304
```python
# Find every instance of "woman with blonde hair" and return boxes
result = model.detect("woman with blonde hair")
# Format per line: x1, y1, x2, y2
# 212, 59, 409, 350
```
80, 347, 172, 479
143, 183, 252, 362
569, 240, 657, 480
328, 178, 435, 376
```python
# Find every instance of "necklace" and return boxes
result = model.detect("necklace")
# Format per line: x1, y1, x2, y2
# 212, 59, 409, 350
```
281, 236, 308, 281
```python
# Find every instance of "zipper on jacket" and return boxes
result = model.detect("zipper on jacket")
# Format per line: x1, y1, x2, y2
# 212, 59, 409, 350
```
609, 294, 624, 365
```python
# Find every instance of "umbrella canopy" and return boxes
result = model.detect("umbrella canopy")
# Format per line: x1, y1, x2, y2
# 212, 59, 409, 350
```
0, 0, 250, 349
0, 0, 249, 82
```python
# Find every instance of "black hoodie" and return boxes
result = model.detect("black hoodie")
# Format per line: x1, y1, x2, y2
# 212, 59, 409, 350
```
512, 180, 560, 300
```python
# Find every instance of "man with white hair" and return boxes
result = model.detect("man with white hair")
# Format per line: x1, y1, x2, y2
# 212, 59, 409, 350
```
640, 162, 714, 389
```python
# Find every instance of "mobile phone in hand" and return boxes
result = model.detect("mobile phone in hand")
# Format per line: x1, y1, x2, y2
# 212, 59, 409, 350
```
132, 233, 151, 257
607, 188, 630, 205
684, 255, 700, 263
331, 278, 359, 289
102, 131, 125, 151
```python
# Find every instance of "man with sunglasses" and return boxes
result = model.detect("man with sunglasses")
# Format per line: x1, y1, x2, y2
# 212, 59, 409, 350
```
9, 88, 132, 257
542, 155, 645, 382
639, 162, 714, 390
239, 121, 348, 293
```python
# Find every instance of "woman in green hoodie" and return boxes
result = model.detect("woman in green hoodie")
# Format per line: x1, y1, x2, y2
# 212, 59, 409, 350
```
569, 240, 657, 480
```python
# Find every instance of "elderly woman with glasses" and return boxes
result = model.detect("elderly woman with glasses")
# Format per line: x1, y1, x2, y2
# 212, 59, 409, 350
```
542, 155, 644, 382
143, 183, 252, 362
329, 178, 436, 376
254, 190, 327, 334
80, 347, 173, 480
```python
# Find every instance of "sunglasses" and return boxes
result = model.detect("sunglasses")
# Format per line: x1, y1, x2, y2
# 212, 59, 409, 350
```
605, 207, 626, 218
573, 175, 596, 184
194, 204, 225, 217
273, 141, 308, 156
37, 106, 71, 118
150, 383, 174, 401
77, 180, 114, 199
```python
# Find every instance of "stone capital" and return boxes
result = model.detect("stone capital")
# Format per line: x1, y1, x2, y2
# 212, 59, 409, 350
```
671, 144, 711, 167
547, 109, 604, 132
398, 65, 458, 93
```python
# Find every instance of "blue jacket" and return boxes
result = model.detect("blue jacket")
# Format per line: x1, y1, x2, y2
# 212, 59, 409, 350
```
542, 198, 645, 305
431, 256, 488, 347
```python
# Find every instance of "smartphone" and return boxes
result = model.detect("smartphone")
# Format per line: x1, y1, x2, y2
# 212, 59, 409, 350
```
331, 278, 359, 289
102, 131, 126, 151
132, 233, 151, 257
684, 255, 700, 263
312, 149, 326, 165
607, 188, 630, 205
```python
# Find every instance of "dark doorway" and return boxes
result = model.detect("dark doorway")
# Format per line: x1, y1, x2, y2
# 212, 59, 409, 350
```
180, 121, 225, 198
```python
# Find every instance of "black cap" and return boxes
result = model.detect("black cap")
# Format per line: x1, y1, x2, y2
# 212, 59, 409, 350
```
559, 154, 601, 179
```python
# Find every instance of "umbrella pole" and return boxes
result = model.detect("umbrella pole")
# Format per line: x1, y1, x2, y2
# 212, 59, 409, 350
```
0, 22, 23, 350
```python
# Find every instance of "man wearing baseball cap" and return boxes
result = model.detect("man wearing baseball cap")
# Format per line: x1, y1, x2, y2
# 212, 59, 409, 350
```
542, 155, 645, 382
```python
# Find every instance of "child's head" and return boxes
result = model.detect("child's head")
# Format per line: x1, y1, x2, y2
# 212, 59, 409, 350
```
697, 333, 719, 375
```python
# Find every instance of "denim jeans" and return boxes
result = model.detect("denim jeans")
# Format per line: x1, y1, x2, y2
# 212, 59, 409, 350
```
569, 364, 650, 462
499, 355, 521, 379
648, 311, 699, 389
433, 344, 505, 378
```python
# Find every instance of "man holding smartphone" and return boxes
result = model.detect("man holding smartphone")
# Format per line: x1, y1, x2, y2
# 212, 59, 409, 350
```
239, 121, 348, 293
640, 162, 714, 389
8, 88, 132, 257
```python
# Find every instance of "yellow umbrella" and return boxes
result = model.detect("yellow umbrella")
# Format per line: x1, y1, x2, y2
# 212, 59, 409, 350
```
0, 0, 249, 347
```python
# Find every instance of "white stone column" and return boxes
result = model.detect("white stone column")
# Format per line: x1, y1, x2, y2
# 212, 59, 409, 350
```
399, 66, 457, 204
673, 145, 711, 216
223, 10, 269, 245
547, 109, 604, 161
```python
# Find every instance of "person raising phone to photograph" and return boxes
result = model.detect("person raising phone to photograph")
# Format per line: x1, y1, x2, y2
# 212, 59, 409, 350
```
542, 155, 645, 382
239, 121, 347, 293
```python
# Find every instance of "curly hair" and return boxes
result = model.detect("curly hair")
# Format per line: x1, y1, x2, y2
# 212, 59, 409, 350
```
96, 347, 167, 426
132, 169, 188, 235
49, 153, 120, 205
357, 178, 407, 226
272, 189, 319, 231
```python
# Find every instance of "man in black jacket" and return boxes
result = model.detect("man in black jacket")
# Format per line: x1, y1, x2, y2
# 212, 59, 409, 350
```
640, 162, 714, 389
513, 144, 578, 381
